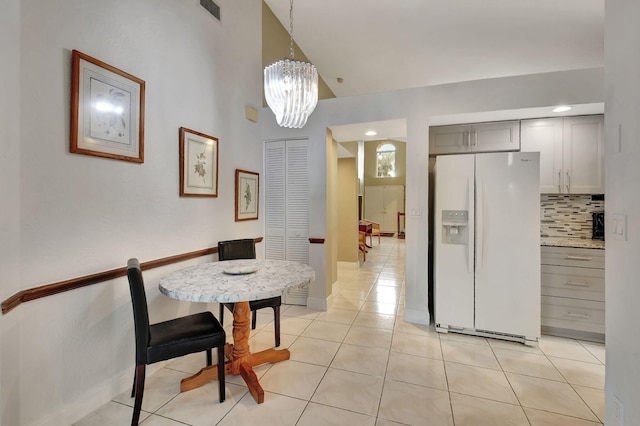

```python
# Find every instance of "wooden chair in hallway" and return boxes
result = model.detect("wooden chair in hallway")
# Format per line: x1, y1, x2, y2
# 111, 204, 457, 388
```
361, 219, 381, 245
359, 231, 367, 261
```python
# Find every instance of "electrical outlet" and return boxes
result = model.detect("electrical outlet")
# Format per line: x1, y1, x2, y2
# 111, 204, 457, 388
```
613, 395, 624, 426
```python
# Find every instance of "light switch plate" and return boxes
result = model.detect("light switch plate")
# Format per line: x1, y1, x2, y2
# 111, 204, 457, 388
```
610, 213, 627, 241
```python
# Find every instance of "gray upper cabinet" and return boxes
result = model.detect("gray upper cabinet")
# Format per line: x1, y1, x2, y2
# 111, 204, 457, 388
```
429, 120, 520, 155
521, 115, 604, 194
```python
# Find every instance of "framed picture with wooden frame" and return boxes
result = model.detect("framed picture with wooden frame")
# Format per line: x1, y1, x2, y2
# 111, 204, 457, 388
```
235, 169, 259, 221
70, 50, 145, 163
179, 127, 219, 197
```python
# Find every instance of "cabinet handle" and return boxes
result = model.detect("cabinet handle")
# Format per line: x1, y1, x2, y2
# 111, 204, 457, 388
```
566, 312, 590, 319
565, 281, 590, 287
565, 255, 593, 261
473, 130, 478, 147
558, 170, 562, 192
566, 170, 571, 193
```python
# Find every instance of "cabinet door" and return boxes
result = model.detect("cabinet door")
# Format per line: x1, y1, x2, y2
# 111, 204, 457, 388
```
428, 124, 471, 155
520, 118, 564, 193
563, 115, 604, 194
471, 121, 520, 153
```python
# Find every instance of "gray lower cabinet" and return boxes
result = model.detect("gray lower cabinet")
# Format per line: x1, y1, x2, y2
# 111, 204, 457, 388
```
541, 246, 605, 342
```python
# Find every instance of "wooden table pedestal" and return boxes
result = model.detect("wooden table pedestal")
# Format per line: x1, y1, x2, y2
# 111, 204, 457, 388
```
178, 301, 289, 403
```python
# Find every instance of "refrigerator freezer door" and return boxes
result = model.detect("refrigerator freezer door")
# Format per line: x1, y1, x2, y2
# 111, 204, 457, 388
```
474, 152, 541, 338
434, 154, 475, 329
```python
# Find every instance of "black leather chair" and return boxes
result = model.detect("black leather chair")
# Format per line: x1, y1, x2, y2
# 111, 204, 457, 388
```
217, 239, 282, 347
126, 258, 226, 426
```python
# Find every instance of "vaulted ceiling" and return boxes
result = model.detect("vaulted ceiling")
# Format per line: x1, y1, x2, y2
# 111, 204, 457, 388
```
264, 0, 603, 98
264, 0, 604, 141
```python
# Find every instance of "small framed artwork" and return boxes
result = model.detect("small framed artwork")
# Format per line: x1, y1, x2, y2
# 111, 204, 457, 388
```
235, 169, 259, 221
179, 127, 219, 197
70, 50, 145, 163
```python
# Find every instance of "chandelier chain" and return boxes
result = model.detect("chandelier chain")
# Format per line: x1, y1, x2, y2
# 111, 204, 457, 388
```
289, 0, 295, 60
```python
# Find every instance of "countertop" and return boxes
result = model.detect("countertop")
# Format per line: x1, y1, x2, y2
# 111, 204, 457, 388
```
541, 237, 605, 250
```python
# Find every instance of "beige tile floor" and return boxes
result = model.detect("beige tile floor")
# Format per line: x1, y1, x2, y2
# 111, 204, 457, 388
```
75, 237, 605, 426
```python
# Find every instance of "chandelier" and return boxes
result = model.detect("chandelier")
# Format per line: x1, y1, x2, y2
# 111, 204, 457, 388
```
264, 0, 318, 128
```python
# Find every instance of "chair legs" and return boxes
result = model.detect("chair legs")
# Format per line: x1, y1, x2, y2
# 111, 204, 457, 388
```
131, 364, 146, 426
217, 345, 225, 402
273, 306, 281, 347
219, 304, 225, 326
131, 348, 224, 425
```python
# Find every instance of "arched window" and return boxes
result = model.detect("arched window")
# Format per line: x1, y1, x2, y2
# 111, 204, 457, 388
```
376, 143, 396, 177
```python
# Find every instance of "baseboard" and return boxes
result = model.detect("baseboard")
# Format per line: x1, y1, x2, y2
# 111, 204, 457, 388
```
33, 363, 165, 426
403, 308, 431, 325
307, 296, 328, 311
541, 325, 605, 344
337, 261, 358, 269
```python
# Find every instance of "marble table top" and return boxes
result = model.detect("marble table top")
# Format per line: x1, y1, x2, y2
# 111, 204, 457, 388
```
158, 259, 316, 303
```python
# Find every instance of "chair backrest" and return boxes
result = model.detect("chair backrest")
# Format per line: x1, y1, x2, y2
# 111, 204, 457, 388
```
218, 239, 256, 261
126, 258, 150, 365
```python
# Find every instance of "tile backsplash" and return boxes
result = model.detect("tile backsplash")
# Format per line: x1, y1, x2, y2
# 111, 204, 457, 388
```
541, 195, 604, 238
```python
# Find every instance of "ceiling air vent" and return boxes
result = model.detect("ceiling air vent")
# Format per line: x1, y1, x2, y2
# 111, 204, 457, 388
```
200, 0, 220, 20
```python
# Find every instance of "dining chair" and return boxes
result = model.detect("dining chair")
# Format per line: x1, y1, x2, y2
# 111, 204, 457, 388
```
126, 258, 226, 426
217, 239, 282, 347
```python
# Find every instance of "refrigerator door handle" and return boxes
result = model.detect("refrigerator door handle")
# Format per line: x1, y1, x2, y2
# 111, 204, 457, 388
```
468, 176, 474, 274
476, 176, 484, 272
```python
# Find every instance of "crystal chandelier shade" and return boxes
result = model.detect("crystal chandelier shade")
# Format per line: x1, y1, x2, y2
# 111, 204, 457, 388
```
264, 0, 319, 128
264, 59, 318, 128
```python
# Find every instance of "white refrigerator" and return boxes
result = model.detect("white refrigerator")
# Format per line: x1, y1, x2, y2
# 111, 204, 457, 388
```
434, 152, 540, 344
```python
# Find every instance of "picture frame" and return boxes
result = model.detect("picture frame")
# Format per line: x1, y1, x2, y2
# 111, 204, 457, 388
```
70, 50, 145, 163
235, 169, 259, 221
179, 127, 219, 197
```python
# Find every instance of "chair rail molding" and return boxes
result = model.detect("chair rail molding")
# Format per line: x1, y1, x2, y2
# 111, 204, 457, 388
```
2, 237, 264, 315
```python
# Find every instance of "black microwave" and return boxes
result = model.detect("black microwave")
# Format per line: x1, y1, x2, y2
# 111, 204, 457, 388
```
592, 212, 605, 240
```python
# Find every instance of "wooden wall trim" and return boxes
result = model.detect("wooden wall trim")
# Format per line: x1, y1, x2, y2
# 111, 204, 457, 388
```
1, 237, 264, 315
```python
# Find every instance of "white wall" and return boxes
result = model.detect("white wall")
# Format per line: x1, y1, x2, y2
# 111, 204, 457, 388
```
1, 0, 22, 424
2, 0, 263, 424
604, 0, 640, 424
262, 67, 604, 325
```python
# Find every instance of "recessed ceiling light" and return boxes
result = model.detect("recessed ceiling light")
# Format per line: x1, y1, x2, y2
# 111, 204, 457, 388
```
365, 131, 377, 136
552, 105, 572, 113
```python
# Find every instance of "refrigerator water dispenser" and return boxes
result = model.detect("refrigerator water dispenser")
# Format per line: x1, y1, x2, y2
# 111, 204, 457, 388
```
441, 210, 469, 245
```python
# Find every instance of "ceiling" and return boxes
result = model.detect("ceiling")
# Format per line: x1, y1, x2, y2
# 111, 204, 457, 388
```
264, 0, 604, 142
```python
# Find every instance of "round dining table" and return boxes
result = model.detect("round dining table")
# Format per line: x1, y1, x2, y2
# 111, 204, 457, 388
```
158, 258, 315, 404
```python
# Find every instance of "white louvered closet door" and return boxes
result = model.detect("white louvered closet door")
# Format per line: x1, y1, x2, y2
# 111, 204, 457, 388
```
264, 139, 310, 305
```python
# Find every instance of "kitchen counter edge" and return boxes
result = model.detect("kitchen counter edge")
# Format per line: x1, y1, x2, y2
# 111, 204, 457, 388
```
541, 237, 605, 250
